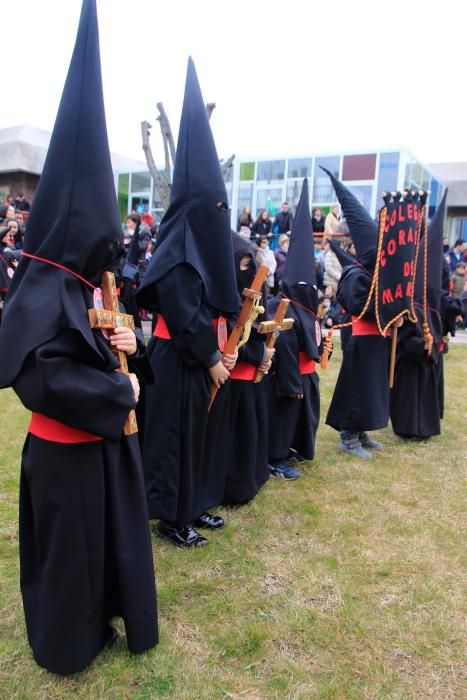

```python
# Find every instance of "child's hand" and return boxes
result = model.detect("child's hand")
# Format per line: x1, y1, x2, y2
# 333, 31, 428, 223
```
109, 326, 137, 355
222, 352, 238, 370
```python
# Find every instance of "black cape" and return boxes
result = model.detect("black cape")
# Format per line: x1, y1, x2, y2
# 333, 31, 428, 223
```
267, 293, 320, 461
14, 328, 157, 675
142, 264, 220, 525
326, 265, 389, 432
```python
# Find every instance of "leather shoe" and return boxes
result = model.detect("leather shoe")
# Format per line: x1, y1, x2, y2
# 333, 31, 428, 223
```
193, 511, 225, 530
157, 522, 208, 548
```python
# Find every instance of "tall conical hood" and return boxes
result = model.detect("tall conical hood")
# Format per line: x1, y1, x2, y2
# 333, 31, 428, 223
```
280, 178, 319, 358
282, 178, 316, 288
321, 166, 378, 262
329, 239, 355, 269
136, 57, 239, 315
415, 189, 447, 313
0, 0, 122, 387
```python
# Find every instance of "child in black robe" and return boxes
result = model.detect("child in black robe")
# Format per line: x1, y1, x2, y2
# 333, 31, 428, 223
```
0, 0, 157, 674
267, 179, 322, 479
136, 59, 239, 548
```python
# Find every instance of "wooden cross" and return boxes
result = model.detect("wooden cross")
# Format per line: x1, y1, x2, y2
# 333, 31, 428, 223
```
88, 271, 138, 435
209, 264, 269, 410
254, 298, 294, 383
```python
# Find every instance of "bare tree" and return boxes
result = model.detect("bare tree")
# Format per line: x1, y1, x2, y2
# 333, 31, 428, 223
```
141, 102, 235, 212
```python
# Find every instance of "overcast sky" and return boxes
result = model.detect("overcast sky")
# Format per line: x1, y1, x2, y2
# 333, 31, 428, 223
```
4, 0, 465, 166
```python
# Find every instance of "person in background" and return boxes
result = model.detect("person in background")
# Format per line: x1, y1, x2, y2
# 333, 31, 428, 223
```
449, 239, 465, 272
252, 209, 272, 241
14, 192, 31, 212
273, 233, 289, 292
322, 238, 342, 294
256, 236, 277, 295
452, 261, 466, 298
272, 202, 294, 235
324, 204, 341, 235
123, 213, 140, 251
237, 206, 253, 234
311, 207, 325, 233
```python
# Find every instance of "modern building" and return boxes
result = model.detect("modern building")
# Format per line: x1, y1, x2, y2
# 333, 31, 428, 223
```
429, 161, 467, 244
0, 124, 146, 207
114, 147, 445, 233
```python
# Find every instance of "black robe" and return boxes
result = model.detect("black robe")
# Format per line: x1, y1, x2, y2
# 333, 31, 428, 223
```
326, 265, 389, 432
142, 264, 220, 526
12, 329, 158, 675
390, 296, 462, 438
222, 329, 269, 505
267, 297, 320, 462
389, 308, 442, 438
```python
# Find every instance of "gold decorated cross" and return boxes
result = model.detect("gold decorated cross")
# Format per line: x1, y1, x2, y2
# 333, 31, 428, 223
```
88, 271, 138, 435
254, 298, 294, 383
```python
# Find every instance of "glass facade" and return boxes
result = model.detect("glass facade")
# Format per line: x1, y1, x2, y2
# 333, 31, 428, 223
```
287, 157, 312, 178
114, 149, 442, 231
377, 152, 399, 197
256, 160, 286, 182
313, 156, 340, 203
256, 188, 283, 216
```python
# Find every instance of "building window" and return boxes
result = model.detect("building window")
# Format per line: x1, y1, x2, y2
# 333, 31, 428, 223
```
377, 152, 399, 198
118, 173, 129, 222
286, 179, 305, 210
240, 162, 255, 181
237, 183, 254, 217
256, 188, 283, 216
256, 160, 286, 182
342, 154, 377, 181
313, 156, 340, 203
346, 184, 373, 214
287, 158, 312, 178
130, 171, 152, 193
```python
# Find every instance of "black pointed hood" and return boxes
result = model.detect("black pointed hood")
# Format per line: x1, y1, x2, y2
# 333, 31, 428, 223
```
329, 239, 355, 269
321, 166, 378, 264
0, 0, 122, 387
136, 58, 239, 315
280, 178, 319, 358
415, 189, 447, 314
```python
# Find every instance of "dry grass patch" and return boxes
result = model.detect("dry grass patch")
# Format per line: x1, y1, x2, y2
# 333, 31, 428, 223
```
1, 345, 466, 699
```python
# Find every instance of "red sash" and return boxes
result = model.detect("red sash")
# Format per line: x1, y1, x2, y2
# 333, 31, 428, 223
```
230, 362, 256, 381
298, 352, 316, 374
440, 341, 445, 352
153, 314, 225, 348
351, 316, 384, 336
153, 314, 171, 339
29, 413, 103, 444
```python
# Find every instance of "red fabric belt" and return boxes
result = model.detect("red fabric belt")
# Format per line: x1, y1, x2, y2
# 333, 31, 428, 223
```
351, 316, 383, 336
230, 362, 256, 381
440, 341, 445, 352
153, 315, 221, 339
153, 314, 171, 339
299, 352, 316, 374
29, 413, 103, 444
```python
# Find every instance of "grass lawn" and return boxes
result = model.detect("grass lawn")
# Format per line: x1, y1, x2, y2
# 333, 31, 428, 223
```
0, 345, 466, 699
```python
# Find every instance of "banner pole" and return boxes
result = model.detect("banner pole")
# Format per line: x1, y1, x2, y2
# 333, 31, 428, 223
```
389, 326, 398, 388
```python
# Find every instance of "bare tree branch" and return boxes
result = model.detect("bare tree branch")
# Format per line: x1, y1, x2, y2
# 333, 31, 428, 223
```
205, 102, 216, 121
141, 101, 235, 215
156, 102, 176, 167
140, 120, 171, 211
220, 154, 235, 178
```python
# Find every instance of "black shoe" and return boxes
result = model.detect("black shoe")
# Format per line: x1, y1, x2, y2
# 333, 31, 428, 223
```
193, 511, 225, 530
156, 522, 208, 548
